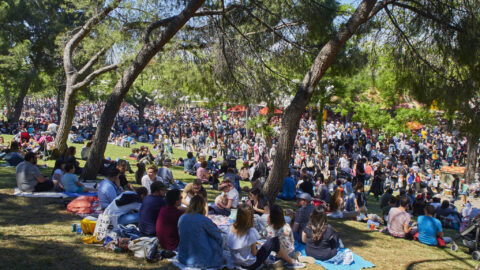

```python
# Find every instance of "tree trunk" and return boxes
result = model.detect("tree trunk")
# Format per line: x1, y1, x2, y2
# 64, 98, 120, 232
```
7, 71, 35, 124
262, 0, 379, 203
82, 0, 206, 180
55, 83, 65, 123
136, 104, 146, 126
465, 133, 478, 184
316, 101, 325, 152
53, 88, 77, 157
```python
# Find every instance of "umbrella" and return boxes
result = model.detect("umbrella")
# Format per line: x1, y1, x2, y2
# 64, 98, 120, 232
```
407, 121, 423, 130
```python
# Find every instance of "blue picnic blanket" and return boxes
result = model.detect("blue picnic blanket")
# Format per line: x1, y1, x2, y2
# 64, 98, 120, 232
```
295, 242, 375, 270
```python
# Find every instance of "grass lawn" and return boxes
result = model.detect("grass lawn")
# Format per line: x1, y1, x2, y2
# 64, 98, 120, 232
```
0, 134, 477, 269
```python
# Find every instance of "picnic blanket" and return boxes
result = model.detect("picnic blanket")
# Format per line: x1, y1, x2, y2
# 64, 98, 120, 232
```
295, 242, 375, 270
168, 257, 233, 270
14, 182, 98, 198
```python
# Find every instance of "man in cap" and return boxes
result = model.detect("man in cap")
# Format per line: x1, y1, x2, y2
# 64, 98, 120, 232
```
293, 192, 315, 243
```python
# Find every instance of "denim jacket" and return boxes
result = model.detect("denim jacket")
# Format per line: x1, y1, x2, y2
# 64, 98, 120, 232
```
178, 213, 224, 268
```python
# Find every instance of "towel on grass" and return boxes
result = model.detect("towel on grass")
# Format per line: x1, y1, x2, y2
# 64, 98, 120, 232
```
295, 242, 375, 270
14, 183, 97, 198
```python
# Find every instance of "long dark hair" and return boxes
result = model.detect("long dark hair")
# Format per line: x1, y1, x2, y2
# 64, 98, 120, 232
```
307, 205, 328, 242
269, 204, 286, 230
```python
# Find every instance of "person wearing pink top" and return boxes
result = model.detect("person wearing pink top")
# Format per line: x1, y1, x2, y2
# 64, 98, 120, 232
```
196, 161, 211, 183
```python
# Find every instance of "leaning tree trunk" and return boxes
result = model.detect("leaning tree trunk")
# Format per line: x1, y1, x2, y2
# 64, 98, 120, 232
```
263, 0, 380, 203
465, 132, 478, 184
53, 88, 77, 157
82, 0, 206, 180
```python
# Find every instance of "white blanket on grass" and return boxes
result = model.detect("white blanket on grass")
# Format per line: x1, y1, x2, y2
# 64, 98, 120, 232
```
13, 182, 97, 198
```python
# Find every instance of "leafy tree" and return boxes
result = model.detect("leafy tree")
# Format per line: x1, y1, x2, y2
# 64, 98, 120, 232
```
384, 0, 480, 182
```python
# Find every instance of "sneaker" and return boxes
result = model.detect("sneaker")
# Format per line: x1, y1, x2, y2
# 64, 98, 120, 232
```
270, 260, 284, 269
287, 260, 306, 269
298, 256, 316, 264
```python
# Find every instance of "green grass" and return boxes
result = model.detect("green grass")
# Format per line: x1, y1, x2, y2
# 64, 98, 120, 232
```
0, 134, 478, 269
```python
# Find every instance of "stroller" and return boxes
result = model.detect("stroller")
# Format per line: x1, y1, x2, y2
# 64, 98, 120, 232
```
451, 215, 480, 260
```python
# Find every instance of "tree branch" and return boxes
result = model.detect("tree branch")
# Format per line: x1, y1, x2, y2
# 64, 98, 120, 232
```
142, 4, 242, 44
77, 47, 107, 77
391, 1, 462, 31
73, 64, 118, 90
64, 0, 121, 76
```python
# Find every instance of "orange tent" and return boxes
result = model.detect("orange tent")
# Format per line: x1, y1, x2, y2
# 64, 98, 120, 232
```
259, 107, 283, 115
227, 105, 246, 112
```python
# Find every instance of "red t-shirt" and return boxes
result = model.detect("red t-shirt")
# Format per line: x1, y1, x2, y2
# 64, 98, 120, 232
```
156, 205, 184, 250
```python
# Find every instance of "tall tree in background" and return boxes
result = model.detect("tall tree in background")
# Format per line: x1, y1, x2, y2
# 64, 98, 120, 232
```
386, 0, 480, 183
0, 0, 77, 124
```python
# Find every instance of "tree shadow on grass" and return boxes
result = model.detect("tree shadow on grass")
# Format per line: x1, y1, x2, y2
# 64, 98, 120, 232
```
0, 193, 78, 226
329, 219, 376, 248
0, 233, 178, 270
406, 257, 476, 270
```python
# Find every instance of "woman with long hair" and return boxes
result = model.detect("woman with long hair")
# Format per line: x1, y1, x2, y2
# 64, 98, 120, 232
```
329, 187, 345, 214
302, 205, 340, 261
177, 195, 223, 269
226, 204, 305, 269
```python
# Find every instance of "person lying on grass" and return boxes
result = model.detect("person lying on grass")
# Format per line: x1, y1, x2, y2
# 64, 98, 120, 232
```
226, 204, 305, 269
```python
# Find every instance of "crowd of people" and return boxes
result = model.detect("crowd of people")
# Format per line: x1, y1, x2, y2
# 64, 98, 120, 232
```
5, 97, 480, 267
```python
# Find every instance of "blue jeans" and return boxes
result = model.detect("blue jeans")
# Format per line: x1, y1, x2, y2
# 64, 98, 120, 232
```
118, 212, 139, 225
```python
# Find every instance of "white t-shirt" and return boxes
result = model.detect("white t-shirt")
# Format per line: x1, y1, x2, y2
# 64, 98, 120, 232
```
226, 228, 260, 266
224, 188, 239, 208
141, 175, 163, 194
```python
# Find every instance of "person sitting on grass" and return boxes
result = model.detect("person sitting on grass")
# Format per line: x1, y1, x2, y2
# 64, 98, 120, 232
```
380, 188, 395, 209
302, 205, 340, 261
293, 193, 315, 243
435, 200, 462, 229
417, 204, 450, 246
262, 205, 297, 263
328, 187, 345, 217
138, 181, 166, 236
354, 183, 368, 214
5, 141, 24, 167
156, 189, 184, 251
210, 179, 239, 216
16, 151, 57, 192
141, 165, 163, 194
183, 152, 196, 175
182, 179, 208, 207
103, 187, 147, 226
98, 168, 123, 209
178, 195, 224, 269
248, 188, 267, 216
277, 171, 296, 201
61, 163, 96, 193
196, 160, 212, 184
385, 196, 416, 239
226, 204, 305, 269
382, 197, 397, 225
